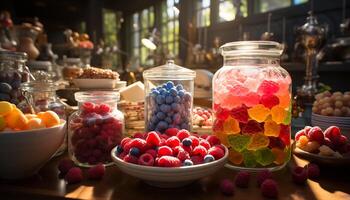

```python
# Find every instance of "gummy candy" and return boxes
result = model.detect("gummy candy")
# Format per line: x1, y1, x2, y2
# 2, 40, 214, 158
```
242, 92, 261, 107
257, 80, 279, 95
223, 117, 240, 134
260, 94, 279, 109
27, 118, 45, 130
216, 106, 230, 120
25, 114, 37, 120
268, 136, 286, 149
37, 111, 61, 127
242, 150, 257, 168
247, 104, 270, 122
228, 149, 243, 165
215, 132, 229, 146
271, 148, 286, 165
243, 77, 259, 92
279, 125, 291, 146
5, 108, 25, 130
276, 93, 291, 109
247, 133, 269, 150
213, 119, 224, 132
230, 105, 248, 123
271, 106, 287, 124
228, 134, 251, 152
283, 107, 292, 125
242, 120, 263, 135
0, 115, 5, 131
254, 148, 275, 166
264, 120, 280, 137
0, 101, 13, 116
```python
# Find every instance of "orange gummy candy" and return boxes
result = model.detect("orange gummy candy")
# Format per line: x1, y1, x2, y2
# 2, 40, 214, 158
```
37, 111, 60, 127
276, 93, 291, 109
0, 101, 13, 116
5, 108, 28, 130
264, 120, 281, 137
25, 114, 37, 120
223, 116, 241, 134
27, 118, 46, 130
229, 149, 243, 165
247, 133, 269, 150
271, 148, 286, 165
247, 104, 270, 122
271, 106, 287, 124
215, 131, 229, 146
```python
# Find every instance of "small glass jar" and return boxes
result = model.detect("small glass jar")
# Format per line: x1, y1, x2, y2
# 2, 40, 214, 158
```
213, 41, 292, 171
0, 51, 31, 105
143, 60, 196, 132
68, 91, 124, 167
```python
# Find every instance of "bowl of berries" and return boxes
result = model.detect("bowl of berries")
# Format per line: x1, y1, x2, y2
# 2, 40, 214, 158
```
293, 126, 350, 166
111, 128, 228, 188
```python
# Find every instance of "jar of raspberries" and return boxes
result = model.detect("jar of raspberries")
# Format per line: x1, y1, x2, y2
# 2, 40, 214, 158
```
68, 91, 124, 167
213, 41, 292, 171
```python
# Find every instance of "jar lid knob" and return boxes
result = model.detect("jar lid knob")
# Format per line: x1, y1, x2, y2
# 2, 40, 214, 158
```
166, 60, 175, 66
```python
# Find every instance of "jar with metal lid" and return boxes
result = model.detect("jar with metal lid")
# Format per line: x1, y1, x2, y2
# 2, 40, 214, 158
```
68, 91, 124, 167
213, 41, 292, 171
143, 60, 196, 132
0, 51, 31, 105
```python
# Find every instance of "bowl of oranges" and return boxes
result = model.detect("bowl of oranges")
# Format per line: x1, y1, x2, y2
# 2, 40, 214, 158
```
0, 101, 66, 179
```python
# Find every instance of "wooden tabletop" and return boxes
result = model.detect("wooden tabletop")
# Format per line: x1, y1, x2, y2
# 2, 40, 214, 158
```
0, 153, 349, 200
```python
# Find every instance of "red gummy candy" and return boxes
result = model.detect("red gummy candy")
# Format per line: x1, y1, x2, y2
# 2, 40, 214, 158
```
268, 137, 286, 149
213, 119, 224, 132
258, 80, 279, 95
242, 120, 263, 135
166, 136, 181, 148
230, 105, 249, 123
157, 156, 181, 167
146, 131, 161, 146
260, 94, 280, 109
208, 146, 225, 159
242, 92, 261, 107
279, 125, 291, 146
158, 146, 173, 157
206, 135, 221, 146
216, 106, 230, 121
192, 145, 208, 158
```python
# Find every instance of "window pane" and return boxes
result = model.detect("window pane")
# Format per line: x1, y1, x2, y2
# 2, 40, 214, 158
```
103, 9, 117, 44
196, 0, 211, 27
257, 0, 291, 13
294, 0, 308, 4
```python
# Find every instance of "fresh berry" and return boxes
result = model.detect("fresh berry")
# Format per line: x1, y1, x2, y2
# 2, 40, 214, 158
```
165, 128, 179, 136
199, 139, 211, 150
182, 138, 192, 146
166, 136, 181, 148
65, 167, 83, 184
190, 155, 204, 165
115, 145, 124, 155
206, 135, 221, 146
257, 170, 273, 186
292, 166, 308, 184
177, 150, 190, 161
172, 146, 184, 156
305, 163, 320, 179
181, 144, 193, 154
308, 126, 324, 144
124, 138, 147, 153
234, 171, 250, 188
304, 126, 312, 134
204, 154, 215, 163
138, 153, 155, 166
133, 132, 144, 139
58, 159, 75, 175
157, 156, 181, 167
261, 179, 278, 198
324, 126, 341, 141
176, 129, 190, 141
333, 135, 348, 147
220, 179, 235, 196
260, 94, 279, 109
192, 146, 208, 158
146, 131, 161, 146
98, 104, 111, 114
158, 146, 173, 157
120, 137, 132, 148
208, 146, 225, 160
200, 134, 209, 139
130, 147, 140, 157
183, 159, 193, 166
88, 164, 105, 180
189, 136, 200, 147
145, 149, 157, 158
118, 152, 127, 159
295, 129, 306, 141
123, 154, 138, 164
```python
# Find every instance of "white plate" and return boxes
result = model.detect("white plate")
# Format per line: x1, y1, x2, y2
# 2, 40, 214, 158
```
73, 79, 120, 89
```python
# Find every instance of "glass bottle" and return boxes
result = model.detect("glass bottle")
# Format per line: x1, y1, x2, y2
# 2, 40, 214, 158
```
212, 41, 292, 171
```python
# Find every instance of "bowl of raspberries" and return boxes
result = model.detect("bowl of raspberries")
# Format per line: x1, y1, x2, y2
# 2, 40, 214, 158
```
111, 128, 228, 188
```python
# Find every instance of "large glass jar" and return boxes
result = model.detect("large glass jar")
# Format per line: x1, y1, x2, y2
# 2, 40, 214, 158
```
143, 60, 196, 132
0, 51, 31, 105
213, 41, 292, 171
68, 91, 124, 167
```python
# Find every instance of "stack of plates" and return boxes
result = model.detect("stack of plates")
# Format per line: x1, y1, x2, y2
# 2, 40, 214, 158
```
311, 113, 350, 137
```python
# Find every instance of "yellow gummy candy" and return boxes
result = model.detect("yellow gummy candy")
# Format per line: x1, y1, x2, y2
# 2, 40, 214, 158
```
264, 120, 280, 137
229, 149, 243, 165
248, 104, 270, 122
247, 133, 269, 150
271, 106, 287, 124
0, 101, 14, 116
37, 111, 60, 127
27, 118, 46, 130
25, 114, 38, 120
223, 117, 240, 134
0, 115, 6, 131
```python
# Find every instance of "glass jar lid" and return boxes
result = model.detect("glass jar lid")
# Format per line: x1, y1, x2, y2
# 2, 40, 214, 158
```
143, 60, 196, 80
75, 91, 120, 103
0, 50, 27, 62
220, 41, 283, 57
21, 80, 58, 92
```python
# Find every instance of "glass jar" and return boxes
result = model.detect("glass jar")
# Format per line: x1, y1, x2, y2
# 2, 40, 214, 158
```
213, 41, 292, 171
143, 60, 196, 132
68, 91, 124, 167
0, 51, 31, 105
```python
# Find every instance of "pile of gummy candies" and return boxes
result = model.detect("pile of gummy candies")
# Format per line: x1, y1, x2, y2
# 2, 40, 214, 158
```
115, 128, 225, 167
69, 102, 124, 165
0, 101, 61, 131
146, 81, 192, 132
213, 79, 291, 168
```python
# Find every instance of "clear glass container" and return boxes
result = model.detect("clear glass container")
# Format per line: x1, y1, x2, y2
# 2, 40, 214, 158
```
143, 60, 196, 132
68, 91, 124, 167
213, 41, 292, 171
0, 51, 31, 105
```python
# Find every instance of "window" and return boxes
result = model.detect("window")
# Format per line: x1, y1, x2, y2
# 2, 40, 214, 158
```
161, 0, 180, 57
218, 0, 248, 22
103, 9, 121, 69
294, 0, 308, 5
255, 0, 308, 13
196, 0, 210, 27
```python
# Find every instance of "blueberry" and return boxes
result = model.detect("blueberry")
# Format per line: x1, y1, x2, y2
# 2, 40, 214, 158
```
204, 155, 215, 163
83, 117, 96, 127
182, 138, 192, 147
0, 82, 12, 94
160, 104, 171, 113
169, 88, 178, 97
172, 113, 181, 124
165, 117, 172, 124
162, 84, 168, 89
159, 88, 167, 95
130, 147, 140, 156
116, 145, 124, 155
152, 90, 160, 96
171, 103, 181, 112
178, 90, 185, 97
166, 81, 174, 89
168, 124, 175, 128
151, 115, 159, 123
184, 92, 192, 102
0, 93, 11, 101
156, 95, 165, 104
167, 111, 174, 117
157, 121, 168, 130
181, 123, 190, 130
156, 86, 163, 91
176, 84, 184, 91
156, 112, 166, 120
173, 96, 181, 103
183, 159, 193, 166
148, 123, 155, 131
165, 95, 173, 104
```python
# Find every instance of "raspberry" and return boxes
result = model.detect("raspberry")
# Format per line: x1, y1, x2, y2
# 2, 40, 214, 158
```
157, 156, 181, 167
124, 138, 147, 153
200, 134, 209, 139
82, 102, 95, 114
192, 145, 208, 158
295, 129, 306, 141
234, 171, 250, 188
138, 153, 155, 166
324, 126, 341, 140
160, 134, 169, 140
118, 151, 127, 159
304, 126, 312, 134
177, 150, 190, 161
189, 136, 200, 147
260, 94, 279, 109
123, 154, 138, 164
158, 146, 173, 157
220, 179, 235, 196
121, 137, 132, 148
182, 138, 192, 147
199, 139, 211, 150
166, 136, 181, 148
257, 170, 273, 186
208, 146, 225, 160
58, 159, 75, 175
145, 149, 157, 158
305, 163, 320, 179
159, 138, 166, 146
165, 128, 179, 136
181, 144, 193, 154
206, 135, 221, 146
333, 135, 348, 147
172, 146, 184, 156
146, 131, 161, 146
214, 144, 226, 151
88, 164, 105, 180
133, 132, 144, 139
308, 126, 324, 144
98, 104, 111, 114
292, 166, 308, 184
230, 105, 249, 123
176, 129, 190, 141
204, 154, 215, 163
257, 80, 279, 95
190, 155, 203, 164
261, 179, 278, 198
323, 138, 335, 150
65, 167, 83, 184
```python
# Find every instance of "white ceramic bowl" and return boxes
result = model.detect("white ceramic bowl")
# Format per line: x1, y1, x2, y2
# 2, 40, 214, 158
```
111, 146, 228, 188
73, 78, 121, 89
0, 121, 66, 179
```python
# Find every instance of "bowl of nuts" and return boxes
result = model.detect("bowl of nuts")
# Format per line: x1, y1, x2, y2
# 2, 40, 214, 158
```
73, 67, 122, 89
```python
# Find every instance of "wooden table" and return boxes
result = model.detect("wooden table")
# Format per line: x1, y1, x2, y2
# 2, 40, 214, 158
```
1, 154, 349, 200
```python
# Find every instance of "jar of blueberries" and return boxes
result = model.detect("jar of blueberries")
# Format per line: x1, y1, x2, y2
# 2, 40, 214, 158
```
68, 91, 124, 167
143, 60, 196, 133
0, 51, 32, 105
